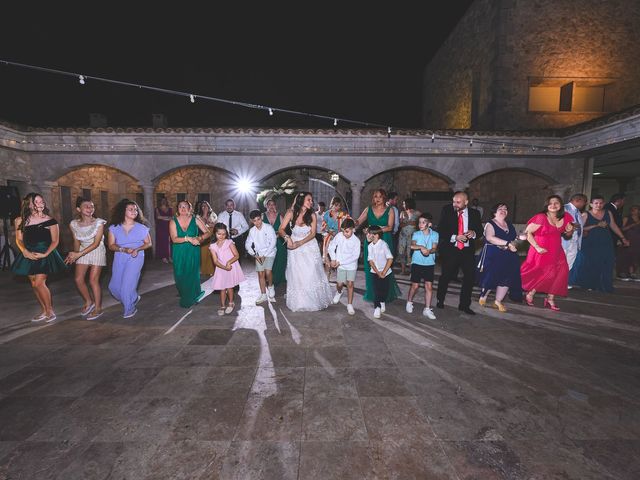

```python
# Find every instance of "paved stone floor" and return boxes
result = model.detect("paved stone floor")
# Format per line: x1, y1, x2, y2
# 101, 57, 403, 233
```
0, 259, 639, 479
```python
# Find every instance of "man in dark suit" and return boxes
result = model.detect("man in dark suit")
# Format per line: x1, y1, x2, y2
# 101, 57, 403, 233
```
604, 193, 625, 253
436, 191, 483, 314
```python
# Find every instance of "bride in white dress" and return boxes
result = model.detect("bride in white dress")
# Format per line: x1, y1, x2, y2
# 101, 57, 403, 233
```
278, 192, 333, 312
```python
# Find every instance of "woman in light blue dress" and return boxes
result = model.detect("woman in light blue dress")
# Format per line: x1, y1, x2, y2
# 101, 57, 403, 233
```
107, 199, 152, 318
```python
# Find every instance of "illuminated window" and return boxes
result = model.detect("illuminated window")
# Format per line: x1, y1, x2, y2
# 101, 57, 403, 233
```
528, 78, 612, 113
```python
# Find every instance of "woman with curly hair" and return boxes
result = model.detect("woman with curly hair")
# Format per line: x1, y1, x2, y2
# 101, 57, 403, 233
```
107, 199, 152, 318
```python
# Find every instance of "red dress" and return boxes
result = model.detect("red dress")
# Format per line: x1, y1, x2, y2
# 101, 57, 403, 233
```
520, 212, 573, 296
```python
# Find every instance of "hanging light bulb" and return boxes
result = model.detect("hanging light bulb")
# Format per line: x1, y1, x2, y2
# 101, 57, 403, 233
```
79, 75, 85, 85
333, 118, 338, 127
190, 94, 195, 103
268, 108, 273, 116
431, 133, 435, 143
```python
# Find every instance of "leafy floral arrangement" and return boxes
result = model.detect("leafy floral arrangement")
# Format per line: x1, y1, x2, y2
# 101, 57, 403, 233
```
256, 179, 297, 207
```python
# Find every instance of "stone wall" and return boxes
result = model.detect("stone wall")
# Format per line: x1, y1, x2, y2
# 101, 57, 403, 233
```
423, 0, 640, 130
422, 0, 500, 129
468, 169, 554, 223
496, 0, 640, 130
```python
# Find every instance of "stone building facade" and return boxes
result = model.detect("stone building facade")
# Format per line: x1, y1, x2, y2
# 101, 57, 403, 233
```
423, 0, 640, 131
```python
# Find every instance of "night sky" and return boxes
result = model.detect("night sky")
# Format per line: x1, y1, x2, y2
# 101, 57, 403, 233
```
1, 3, 474, 129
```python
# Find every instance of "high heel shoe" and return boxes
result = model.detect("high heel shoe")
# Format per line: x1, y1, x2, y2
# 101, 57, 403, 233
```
494, 301, 507, 312
478, 297, 487, 307
525, 292, 535, 306
544, 298, 560, 311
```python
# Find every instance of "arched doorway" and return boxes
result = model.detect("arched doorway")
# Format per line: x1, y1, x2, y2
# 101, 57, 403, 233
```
362, 167, 452, 222
154, 166, 240, 216
258, 167, 350, 213
53, 165, 142, 250
468, 169, 556, 223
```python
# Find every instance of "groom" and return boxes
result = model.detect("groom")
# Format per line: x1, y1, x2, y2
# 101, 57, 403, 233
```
436, 191, 483, 315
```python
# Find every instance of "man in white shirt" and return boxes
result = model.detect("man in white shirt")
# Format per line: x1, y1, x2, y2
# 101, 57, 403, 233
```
218, 199, 249, 258
562, 193, 587, 278
246, 210, 277, 303
328, 218, 361, 315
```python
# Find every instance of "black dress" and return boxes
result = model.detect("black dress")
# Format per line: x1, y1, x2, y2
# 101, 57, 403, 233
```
11, 219, 66, 275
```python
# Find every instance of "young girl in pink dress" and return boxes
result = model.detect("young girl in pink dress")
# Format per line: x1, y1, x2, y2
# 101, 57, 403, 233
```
210, 223, 245, 315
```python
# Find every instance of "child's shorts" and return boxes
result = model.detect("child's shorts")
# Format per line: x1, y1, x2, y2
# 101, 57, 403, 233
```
336, 268, 357, 283
255, 256, 275, 272
410, 264, 434, 283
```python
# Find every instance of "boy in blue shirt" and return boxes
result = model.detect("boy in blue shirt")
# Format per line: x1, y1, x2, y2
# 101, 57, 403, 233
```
406, 213, 439, 319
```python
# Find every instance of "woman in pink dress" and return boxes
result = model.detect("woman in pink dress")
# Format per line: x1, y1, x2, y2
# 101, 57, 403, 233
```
521, 195, 575, 311
209, 223, 246, 316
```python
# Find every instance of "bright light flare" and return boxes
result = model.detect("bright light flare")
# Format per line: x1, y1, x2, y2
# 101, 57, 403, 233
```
236, 177, 254, 194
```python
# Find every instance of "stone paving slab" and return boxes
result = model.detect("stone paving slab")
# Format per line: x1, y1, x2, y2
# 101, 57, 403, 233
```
0, 259, 639, 479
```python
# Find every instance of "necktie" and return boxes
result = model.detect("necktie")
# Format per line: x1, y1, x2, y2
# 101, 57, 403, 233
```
457, 210, 464, 250
228, 212, 233, 236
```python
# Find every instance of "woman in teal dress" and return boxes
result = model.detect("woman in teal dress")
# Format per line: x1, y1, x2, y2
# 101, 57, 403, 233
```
356, 189, 401, 303
262, 198, 287, 286
169, 200, 211, 307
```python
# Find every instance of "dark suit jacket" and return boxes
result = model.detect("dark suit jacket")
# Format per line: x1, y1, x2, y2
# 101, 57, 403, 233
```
436, 205, 483, 255
604, 202, 623, 244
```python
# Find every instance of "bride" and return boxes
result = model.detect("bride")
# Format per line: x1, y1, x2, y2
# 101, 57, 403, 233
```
278, 192, 333, 312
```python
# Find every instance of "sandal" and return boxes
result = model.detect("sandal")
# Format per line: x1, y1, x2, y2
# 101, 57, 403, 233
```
217, 308, 226, 316
81, 303, 95, 316
525, 292, 535, 306
224, 302, 235, 314
494, 301, 507, 312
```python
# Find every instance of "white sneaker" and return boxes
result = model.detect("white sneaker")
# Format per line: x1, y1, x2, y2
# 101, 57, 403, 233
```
373, 307, 381, 319
267, 285, 275, 298
423, 307, 436, 320
347, 304, 355, 315
255, 293, 267, 305
123, 308, 137, 319
406, 301, 414, 313
45, 312, 57, 323
332, 291, 343, 304
380, 302, 386, 313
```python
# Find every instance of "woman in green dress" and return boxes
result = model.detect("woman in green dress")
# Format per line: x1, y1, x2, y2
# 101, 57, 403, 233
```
356, 189, 401, 303
169, 200, 211, 307
262, 198, 287, 286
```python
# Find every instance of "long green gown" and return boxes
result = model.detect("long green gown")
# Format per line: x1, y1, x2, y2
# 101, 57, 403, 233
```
363, 206, 401, 303
172, 216, 205, 307
263, 212, 288, 286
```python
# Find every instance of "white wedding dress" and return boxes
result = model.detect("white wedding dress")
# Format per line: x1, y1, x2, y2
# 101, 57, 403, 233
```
285, 225, 333, 312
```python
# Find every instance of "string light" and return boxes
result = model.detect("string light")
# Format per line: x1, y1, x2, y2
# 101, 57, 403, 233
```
334, 118, 338, 127
0, 59, 637, 153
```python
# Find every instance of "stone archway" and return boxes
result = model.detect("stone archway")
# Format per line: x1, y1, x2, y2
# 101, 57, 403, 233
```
154, 165, 242, 216
468, 168, 557, 223
258, 166, 351, 214
361, 167, 452, 221
52, 165, 143, 250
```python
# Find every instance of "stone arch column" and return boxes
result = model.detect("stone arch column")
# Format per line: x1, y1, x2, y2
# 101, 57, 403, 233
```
349, 182, 364, 218
140, 182, 155, 249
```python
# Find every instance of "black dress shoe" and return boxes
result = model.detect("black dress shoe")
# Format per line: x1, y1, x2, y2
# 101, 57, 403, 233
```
436, 301, 444, 309
458, 306, 476, 315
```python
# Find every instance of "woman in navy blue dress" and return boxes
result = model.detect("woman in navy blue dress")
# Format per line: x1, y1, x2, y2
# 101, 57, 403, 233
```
569, 195, 629, 292
477, 203, 522, 312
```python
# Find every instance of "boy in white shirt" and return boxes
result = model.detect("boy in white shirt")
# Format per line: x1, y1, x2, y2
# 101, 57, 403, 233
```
406, 213, 439, 319
366, 225, 394, 319
246, 210, 277, 304
328, 218, 360, 315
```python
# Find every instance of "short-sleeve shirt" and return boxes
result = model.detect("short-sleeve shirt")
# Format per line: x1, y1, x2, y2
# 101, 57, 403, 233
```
411, 229, 439, 266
